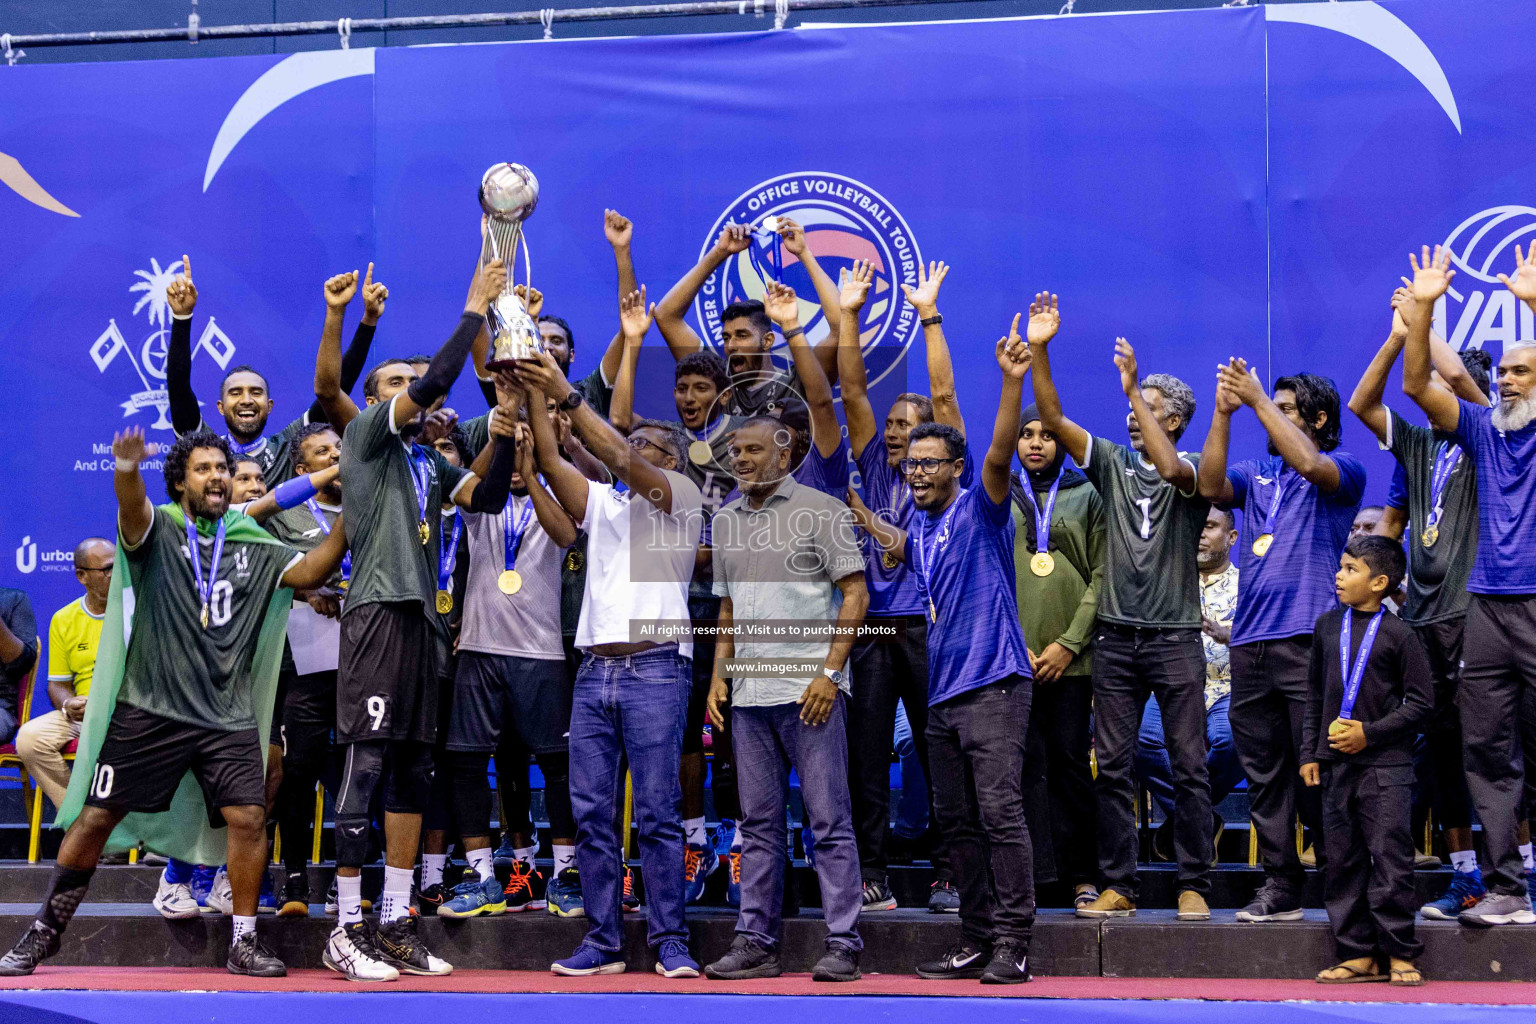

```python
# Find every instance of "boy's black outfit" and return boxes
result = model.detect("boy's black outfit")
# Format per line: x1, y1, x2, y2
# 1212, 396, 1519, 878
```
1302, 607, 1433, 964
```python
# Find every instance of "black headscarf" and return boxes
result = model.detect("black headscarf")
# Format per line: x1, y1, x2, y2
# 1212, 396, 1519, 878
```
1010, 404, 1088, 540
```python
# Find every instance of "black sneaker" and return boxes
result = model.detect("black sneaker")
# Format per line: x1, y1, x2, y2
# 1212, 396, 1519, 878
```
704, 936, 782, 979
916, 941, 991, 979
0, 924, 59, 976
375, 916, 453, 976
812, 945, 861, 982
278, 871, 311, 918
980, 939, 1031, 985
1235, 880, 1304, 922
415, 883, 448, 915
860, 878, 898, 912
227, 932, 287, 977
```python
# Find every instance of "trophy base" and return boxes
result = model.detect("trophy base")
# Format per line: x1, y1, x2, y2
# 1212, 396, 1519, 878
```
484, 355, 544, 371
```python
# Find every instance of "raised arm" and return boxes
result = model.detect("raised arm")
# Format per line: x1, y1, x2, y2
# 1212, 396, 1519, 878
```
846, 487, 908, 562
778, 217, 842, 383
523, 375, 592, 525
165, 256, 203, 435
764, 282, 840, 456
1402, 245, 1461, 432
1116, 336, 1195, 490
836, 260, 878, 457
316, 270, 363, 431
1347, 291, 1410, 447
1222, 358, 1341, 492
307, 264, 385, 425
242, 465, 340, 523
513, 421, 579, 548
608, 286, 651, 433
986, 315, 1030, 506
394, 259, 505, 430
653, 224, 750, 363
111, 427, 155, 547
599, 209, 638, 385
1025, 292, 1089, 464
902, 261, 963, 435
452, 397, 518, 515
281, 511, 350, 590
1197, 364, 1241, 506
1497, 242, 1536, 319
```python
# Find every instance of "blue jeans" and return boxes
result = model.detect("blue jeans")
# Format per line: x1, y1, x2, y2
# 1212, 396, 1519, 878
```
892, 700, 929, 840
568, 647, 691, 953
1136, 694, 1243, 818
733, 695, 862, 952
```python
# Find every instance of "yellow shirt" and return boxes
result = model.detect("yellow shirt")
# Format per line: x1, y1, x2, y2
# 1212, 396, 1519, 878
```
47, 598, 104, 700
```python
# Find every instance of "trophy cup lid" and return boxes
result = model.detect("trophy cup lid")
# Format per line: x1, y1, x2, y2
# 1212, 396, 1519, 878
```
479, 163, 540, 223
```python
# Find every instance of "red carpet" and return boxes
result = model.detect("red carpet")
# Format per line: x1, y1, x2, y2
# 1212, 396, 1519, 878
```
0, 968, 1532, 1003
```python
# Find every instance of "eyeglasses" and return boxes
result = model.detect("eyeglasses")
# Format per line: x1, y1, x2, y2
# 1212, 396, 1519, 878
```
899, 457, 959, 476
625, 435, 669, 456
78, 565, 114, 574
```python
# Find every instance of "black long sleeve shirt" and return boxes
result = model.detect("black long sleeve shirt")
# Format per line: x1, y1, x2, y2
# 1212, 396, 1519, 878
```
1302, 606, 1433, 767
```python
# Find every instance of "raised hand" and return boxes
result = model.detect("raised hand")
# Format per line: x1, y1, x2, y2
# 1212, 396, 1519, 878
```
619, 285, 655, 340
1408, 244, 1456, 304
1390, 286, 1412, 340
1113, 337, 1139, 397
777, 216, 808, 257
763, 281, 801, 327
1213, 359, 1243, 416
167, 254, 198, 316
325, 269, 359, 310
361, 262, 388, 322
419, 408, 460, 446
512, 283, 544, 319
510, 349, 571, 399
1026, 292, 1060, 346
603, 208, 633, 249
1217, 356, 1264, 408
512, 421, 537, 480
112, 425, 150, 465
839, 260, 873, 313
492, 368, 524, 408
996, 313, 1031, 379
1497, 242, 1536, 304
466, 258, 507, 313
712, 223, 752, 257
900, 260, 949, 316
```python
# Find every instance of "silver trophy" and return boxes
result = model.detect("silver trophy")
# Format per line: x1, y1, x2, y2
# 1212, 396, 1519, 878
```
478, 162, 542, 368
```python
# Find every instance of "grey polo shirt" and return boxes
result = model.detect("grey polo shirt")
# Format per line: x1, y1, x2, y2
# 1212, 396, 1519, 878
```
711, 475, 865, 707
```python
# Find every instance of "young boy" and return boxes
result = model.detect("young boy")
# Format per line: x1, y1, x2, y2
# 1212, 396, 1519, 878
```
1301, 535, 1433, 986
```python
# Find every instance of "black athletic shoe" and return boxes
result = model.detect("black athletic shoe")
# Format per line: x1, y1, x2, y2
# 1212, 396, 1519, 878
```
278, 871, 311, 918
227, 932, 288, 977
415, 883, 448, 915
1235, 880, 1304, 922
375, 915, 453, 976
916, 941, 991, 980
812, 945, 861, 982
979, 940, 1031, 985
704, 936, 782, 979
0, 925, 59, 976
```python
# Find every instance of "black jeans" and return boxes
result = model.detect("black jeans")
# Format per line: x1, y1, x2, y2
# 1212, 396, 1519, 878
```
926, 677, 1035, 947
848, 615, 948, 882
1022, 675, 1095, 887
1230, 635, 1322, 889
1414, 617, 1473, 833
1321, 761, 1421, 962
1092, 625, 1211, 898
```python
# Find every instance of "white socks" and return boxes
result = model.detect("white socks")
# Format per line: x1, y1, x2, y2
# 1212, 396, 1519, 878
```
553, 844, 577, 876
513, 844, 538, 868
422, 854, 448, 890
684, 817, 707, 848
1521, 843, 1534, 875
231, 914, 256, 946
467, 847, 495, 882
731, 827, 743, 852
1449, 849, 1478, 874
379, 866, 414, 924
337, 873, 364, 926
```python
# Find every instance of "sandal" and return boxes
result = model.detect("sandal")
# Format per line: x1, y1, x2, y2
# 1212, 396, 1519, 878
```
1316, 960, 1387, 984
1390, 961, 1424, 987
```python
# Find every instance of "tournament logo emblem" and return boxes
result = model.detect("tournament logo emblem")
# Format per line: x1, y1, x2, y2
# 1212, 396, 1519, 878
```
1434, 206, 1536, 351
90, 258, 236, 430
694, 173, 923, 389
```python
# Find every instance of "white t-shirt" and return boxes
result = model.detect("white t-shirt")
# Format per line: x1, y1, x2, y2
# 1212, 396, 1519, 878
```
576, 472, 704, 659
459, 495, 569, 660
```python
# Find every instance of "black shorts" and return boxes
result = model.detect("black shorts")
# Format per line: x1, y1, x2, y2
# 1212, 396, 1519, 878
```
280, 669, 337, 763
86, 703, 266, 824
338, 601, 440, 745
446, 650, 572, 755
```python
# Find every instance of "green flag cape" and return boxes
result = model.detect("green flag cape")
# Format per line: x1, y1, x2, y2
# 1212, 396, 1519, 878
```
55, 504, 294, 865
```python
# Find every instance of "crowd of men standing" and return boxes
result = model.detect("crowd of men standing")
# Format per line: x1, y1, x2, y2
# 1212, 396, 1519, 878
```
1, 214, 1535, 988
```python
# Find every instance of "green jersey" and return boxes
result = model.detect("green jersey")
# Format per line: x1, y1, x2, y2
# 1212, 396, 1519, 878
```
1386, 409, 1477, 625
265, 499, 345, 591
120, 506, 301, 730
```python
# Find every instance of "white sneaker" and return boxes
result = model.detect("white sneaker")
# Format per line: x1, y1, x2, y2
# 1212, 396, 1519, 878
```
323, 922, 400, 983
206, 866, 234, 915
152, 874, 199, 920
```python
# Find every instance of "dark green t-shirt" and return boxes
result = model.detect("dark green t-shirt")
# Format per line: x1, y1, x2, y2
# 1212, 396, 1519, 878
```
338, 396, 469, 617
121, 508, 300, 730
1081, 435, 1207, 628
1387, 409, 1477, 625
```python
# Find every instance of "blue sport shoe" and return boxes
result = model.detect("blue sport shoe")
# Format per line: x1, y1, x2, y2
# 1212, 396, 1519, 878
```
546, 867, 585, 918
802, 824, 817, 870
493, 834, 517, 869
712, 820, 736, 860
191, 864, 216, 913
437, 876, 507, 918
257, 869, 279, 915
552, 942, 626, 976
684, 841, 715, 903
1422, 867, 1487, 920
654, 938, 700, 978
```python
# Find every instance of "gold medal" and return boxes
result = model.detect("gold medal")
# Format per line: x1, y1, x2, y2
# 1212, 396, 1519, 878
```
881, 551, 897, 570
200, 603, 210, 630
689, 440, 713, 465
498, 569, 524, 595
338, 578, 350, 591
1421, 524, 1440, 548
1328, 717, 1349, 739
436, 590, 454, 614
565, 549, 584, 573
1030, 551, 1056, 577
418, 519, 430, 546
1252, 533, 1274, 557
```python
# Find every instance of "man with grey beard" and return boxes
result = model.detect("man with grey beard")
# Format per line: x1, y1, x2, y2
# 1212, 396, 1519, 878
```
1402, 243, 1536, 928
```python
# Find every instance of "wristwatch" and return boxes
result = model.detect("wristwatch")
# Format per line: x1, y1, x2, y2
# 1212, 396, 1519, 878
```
558, 390, 584, 412
822, 667, 847, 687
919, 313, 944, 327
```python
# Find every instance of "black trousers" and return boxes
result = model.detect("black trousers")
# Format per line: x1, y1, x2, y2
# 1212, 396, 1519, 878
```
1092, 625, 1212, 898
1230, 635, 1322, 889
847, 615, 948, 882
1021, 675, 1095, 888
927, 677, 1035, 947
1321, 761, 1421, 962
1414, 617, 1473, 833
1460, 595, 1536, 896
274, 669, 338, 876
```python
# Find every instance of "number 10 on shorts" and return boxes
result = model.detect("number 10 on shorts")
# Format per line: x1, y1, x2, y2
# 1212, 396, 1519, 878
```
367, 695, 387, 732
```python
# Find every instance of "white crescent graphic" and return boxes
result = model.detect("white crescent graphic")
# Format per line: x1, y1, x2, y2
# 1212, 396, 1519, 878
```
0, 151, 79, 217
1266, 1, 1460, 133
203, 48, 375, 192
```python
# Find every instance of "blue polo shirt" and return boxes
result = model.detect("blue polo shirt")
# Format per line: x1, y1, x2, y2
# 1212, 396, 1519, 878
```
1452, 398, 1536, 595
903, 484, 1031, 704
795, 434, 852, 499
856, 435, 975, 617
1227, 452, 1365, 645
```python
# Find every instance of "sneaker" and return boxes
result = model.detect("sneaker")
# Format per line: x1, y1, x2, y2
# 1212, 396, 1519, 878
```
153, 873, 200, 920
552, 941, 627, 976
0, 925, 59, 977
1076, 890, 1136, 918
622, 867, 640, 911
860, 878, 898, 912
726, 850, 742, 908
927, 880, 960, 913
1414, 850, 1443, 870
437, 876, 507, 918
916, 941, 991, 980
712, 819, 737, 861
684, 842, 716, 904
1152, 819, 1174, 863
192, 865, 216, 913
1422, 868, 1487, 920
323, 921, 400, 982
547, 867, 585, 917
416, 883, 448, 916
257, 870, 279, 915
206, 865, 234, 915
812, 945, 861, 982
493, 833, 518, 869
376, 915, 453, 975
1177, 890, 1211, 921
802, 824, 817, 870
1458, 892, 1536, 928
279, 871, 311, 918
979, 939, 1030, 985
325, 877, 373, 916
1073, 884, 1100, 910
1236, 880, 1304, 922
503, 860, 545, 912
704, 935, 781, 979
1299, 845, 1317, 869
227, 932, 287, 977
654, 938, 701, 978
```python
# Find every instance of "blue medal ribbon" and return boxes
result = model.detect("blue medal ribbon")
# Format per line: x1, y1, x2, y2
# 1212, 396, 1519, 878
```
502, 498, 535, 575
184, 513, 226, 629
304, 499, 350, 583
1024, 464, 1064, 555
1261, 466, 1291, 537
439, 511, 463, 592
1424, 442, 1462, 529
226, 434, 267, 457
409, 446, 432, 543
914, 488, 967, 623
1337, 608, 1386, 721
